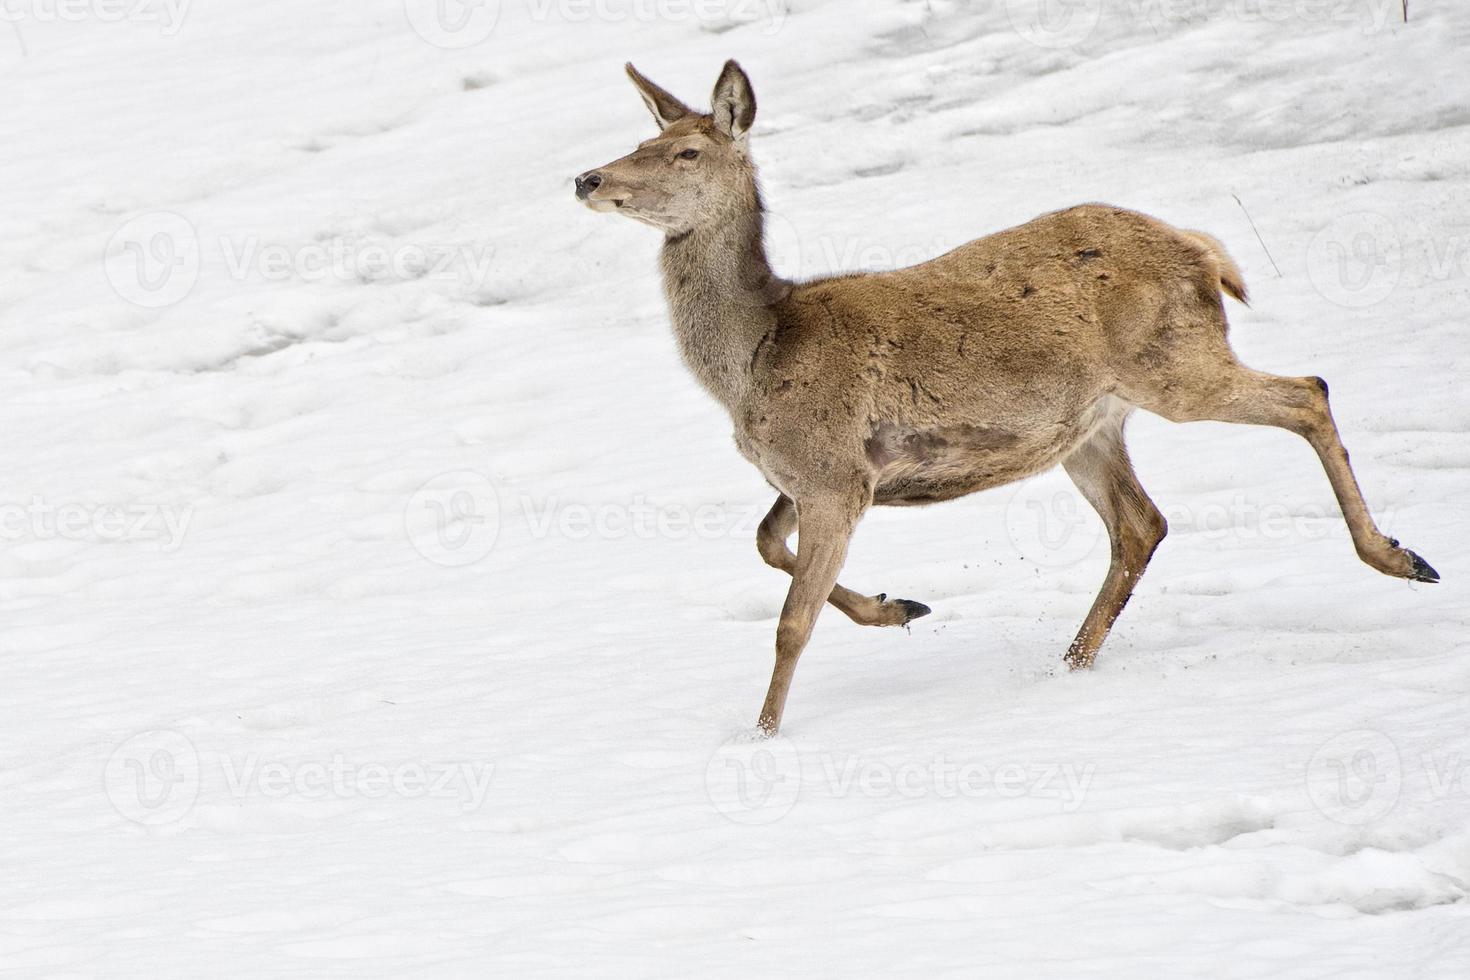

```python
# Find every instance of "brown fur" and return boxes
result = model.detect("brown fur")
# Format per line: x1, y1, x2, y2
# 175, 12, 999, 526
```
576, 61, 1438, 736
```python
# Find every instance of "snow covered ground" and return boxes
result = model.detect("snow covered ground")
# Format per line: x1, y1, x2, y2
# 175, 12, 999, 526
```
3, 0, 1468, 975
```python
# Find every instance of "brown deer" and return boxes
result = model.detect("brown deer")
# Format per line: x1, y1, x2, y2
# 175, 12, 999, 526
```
574, 60, 1438, 736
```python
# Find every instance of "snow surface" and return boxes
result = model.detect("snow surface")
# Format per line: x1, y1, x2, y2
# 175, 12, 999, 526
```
3, 1, 1469, 976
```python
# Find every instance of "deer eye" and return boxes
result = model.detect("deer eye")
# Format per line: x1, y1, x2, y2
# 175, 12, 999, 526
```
677, 148, 700, 160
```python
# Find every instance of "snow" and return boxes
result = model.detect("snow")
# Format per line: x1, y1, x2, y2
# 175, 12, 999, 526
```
3, 1, 1469, 975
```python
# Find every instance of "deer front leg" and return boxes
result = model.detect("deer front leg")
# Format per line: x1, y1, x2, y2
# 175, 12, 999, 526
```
757, 494, 930, 627
757, 494, 864, 736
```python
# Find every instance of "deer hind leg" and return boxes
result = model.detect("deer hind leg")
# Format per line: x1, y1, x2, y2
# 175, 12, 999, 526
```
757, 491, 867, 736
1061, 410, 1169, 670
1125, 359, 1438, 584
757, 494, 930, 627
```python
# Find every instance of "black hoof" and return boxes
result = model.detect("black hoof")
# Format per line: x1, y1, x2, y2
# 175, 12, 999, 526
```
1406, 550, 1440, 584
894, 599, 932, 623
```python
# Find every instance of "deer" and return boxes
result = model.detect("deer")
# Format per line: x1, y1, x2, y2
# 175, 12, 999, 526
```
574, 60, 1439, 737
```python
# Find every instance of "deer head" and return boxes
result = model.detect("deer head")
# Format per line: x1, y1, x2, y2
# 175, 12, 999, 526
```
575, 60, 759, 237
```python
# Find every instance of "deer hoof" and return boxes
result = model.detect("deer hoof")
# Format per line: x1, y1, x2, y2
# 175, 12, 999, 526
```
893, 599, 931, 624
1405, 550, 1440, 583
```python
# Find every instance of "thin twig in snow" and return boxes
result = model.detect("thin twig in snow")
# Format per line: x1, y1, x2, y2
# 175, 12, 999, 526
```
1232, 194, 1281, 278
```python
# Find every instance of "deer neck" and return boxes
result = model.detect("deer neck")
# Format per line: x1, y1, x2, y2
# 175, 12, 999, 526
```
659, 191, 787, 412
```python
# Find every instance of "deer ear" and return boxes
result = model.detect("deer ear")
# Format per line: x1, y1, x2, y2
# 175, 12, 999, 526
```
625, 63, 690, 131
710, 59, 756, 142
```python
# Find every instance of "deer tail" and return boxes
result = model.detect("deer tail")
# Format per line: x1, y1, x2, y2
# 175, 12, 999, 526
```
1182, 229, 1249, 306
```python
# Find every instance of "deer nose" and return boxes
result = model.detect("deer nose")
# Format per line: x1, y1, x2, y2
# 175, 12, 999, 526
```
574, 171, 602, 200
